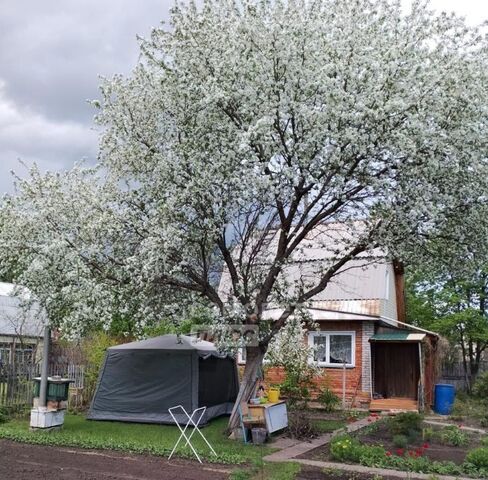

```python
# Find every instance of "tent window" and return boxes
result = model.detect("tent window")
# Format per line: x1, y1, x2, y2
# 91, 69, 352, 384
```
308, 331, 355, 368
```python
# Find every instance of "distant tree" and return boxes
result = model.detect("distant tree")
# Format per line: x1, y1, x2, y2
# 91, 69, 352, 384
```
407, 270, 488, 390
2, 0, 488, 429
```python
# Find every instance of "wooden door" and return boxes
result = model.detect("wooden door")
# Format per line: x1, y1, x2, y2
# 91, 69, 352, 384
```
373, 343, 420, 399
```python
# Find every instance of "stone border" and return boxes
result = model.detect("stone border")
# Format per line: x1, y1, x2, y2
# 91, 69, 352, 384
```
292, 458, 480, 480
423, 419, 487, 435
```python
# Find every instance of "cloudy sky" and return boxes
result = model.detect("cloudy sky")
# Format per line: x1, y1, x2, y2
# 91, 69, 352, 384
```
0, 0, 487, 194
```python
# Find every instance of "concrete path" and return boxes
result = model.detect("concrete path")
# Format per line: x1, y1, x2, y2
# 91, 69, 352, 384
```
264, 415, 380, 461
423, 419, 487, 434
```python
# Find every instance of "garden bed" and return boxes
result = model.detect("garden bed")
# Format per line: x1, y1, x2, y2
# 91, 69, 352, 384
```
298, 413, 488, 478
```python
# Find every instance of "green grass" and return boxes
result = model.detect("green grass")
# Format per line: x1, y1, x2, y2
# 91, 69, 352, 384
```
231, 461, 301, 480
0, 414, 275, 464
313, 418, 346, 433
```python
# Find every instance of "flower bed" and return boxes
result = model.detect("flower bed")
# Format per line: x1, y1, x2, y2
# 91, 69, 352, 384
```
299, 413, 488, 478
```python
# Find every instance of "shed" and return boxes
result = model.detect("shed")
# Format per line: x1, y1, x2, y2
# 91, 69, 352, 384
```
88, 334, 239, 424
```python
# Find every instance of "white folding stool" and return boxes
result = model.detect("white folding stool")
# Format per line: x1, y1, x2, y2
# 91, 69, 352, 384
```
168, 405, 217, 463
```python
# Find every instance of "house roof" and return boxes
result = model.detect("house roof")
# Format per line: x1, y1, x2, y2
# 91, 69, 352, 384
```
370, 331, 426, 342
0, 282, 46, 338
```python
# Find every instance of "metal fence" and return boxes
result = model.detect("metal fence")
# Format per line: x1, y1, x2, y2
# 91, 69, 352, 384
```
439, 361, 488, 391
0, 359, 85, 411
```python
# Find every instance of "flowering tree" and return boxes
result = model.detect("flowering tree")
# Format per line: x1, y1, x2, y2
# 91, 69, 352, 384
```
2, 0, 488, 429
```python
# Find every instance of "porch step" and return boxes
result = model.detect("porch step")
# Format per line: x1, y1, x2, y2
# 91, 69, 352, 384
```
369, 397, 418, 413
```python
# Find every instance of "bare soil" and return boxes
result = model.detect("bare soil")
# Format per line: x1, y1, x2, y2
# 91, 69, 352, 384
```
0, 439, 231, 480
297, 466, 400, 480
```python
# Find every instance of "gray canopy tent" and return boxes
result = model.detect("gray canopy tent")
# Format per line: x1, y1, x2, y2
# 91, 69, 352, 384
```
88, 334, 239, 424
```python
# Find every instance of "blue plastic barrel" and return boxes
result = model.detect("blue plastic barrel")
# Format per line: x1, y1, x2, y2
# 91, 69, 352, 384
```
434, 384, 456, 415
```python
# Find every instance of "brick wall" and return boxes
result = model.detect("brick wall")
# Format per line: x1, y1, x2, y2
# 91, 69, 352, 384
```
264, 321, 371, 407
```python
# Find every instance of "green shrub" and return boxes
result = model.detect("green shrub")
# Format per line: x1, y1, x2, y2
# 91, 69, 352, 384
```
0, 407, 9, 424
466, 447, 488, 469
392, 434, 408, 449
439, 425, 468, 447
473, 372, 488, 398
317, 387, 340, 413
481, 436, 488, 447
449, 398, 467, 421
389, 412, 423, 436
82, 332, 122, 403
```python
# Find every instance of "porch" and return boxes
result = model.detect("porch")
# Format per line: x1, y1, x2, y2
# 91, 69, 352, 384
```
369, 397, 418, 412
369, 331, 426, 413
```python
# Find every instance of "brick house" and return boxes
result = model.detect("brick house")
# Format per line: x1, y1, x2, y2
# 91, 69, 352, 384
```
223, 239, 439, 411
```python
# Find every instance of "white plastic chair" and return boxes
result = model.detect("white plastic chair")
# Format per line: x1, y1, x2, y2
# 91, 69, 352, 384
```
168, 405, 217, 463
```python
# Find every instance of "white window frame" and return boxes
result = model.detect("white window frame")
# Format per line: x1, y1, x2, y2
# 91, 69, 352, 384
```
308, 331, 356, 368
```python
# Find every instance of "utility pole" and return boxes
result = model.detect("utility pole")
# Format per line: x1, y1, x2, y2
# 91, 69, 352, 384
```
38, 325, 50, 407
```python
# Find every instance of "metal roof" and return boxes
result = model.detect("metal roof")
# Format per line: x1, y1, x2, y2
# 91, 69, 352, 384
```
370, 331, 426, 342
0, 282, 46, 338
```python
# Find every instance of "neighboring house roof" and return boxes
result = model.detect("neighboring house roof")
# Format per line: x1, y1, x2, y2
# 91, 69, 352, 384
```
0, 282, 46, 338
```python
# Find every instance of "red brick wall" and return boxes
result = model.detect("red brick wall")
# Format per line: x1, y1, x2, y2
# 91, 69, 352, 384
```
264, 321, 370, 406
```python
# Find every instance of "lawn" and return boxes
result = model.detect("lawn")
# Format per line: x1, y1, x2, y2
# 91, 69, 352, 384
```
0, 414, 274, 465
0, 413, 312, 479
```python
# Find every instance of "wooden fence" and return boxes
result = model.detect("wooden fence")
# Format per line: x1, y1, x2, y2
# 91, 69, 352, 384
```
0, 359, 85, 411
438, 361, 488, 391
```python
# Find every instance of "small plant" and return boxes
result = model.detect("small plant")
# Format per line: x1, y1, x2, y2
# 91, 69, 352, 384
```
317, 387, 340, 412
466, 447, 488, 469
481, 436, 488, 447
392, 434, 408, 449
439, 425, 468, 447
330, 435, 363, 463
422, 426, 434, 441
389, 412, 423, 436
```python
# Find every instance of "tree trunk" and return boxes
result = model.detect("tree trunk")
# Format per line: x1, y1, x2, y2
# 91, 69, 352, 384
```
228, 346, 266, 433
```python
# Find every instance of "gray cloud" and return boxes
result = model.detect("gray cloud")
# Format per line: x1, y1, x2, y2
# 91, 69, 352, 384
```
1, 0, 487, 194
0, 0, 173, 193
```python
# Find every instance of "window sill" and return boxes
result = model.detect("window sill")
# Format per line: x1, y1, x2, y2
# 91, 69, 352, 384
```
316, 364, 355, 369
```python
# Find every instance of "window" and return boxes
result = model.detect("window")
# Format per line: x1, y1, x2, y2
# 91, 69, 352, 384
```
237, 347, 247, 364
308, 331, 355, 367
0, 343, 10, 363
14, 346, 34, 364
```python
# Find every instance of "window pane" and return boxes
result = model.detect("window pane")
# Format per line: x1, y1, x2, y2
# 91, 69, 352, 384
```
329, 335, 352, 364
313, 336, 327, 362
